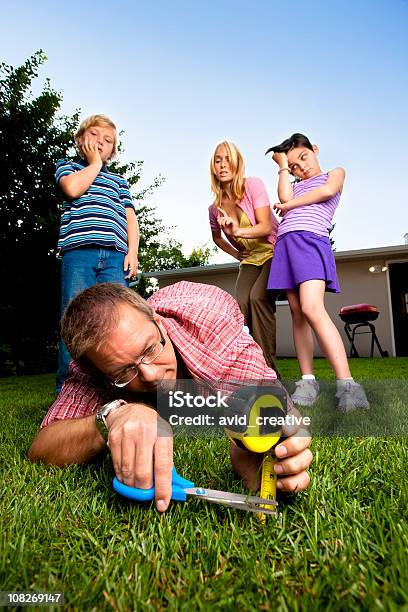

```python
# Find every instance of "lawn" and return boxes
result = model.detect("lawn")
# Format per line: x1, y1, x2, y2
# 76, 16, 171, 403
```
1, 358, 407, 611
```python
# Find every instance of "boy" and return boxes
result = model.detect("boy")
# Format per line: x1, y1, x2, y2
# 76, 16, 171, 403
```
55, 114, 139, 392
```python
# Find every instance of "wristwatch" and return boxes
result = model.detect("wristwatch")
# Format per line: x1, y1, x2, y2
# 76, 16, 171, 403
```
95, 399, 126, 442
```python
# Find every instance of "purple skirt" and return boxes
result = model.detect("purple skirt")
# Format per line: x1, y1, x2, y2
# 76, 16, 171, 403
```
267, 231, 340, 293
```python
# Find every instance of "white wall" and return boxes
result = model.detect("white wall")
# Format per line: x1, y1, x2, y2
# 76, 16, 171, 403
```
153, 259, 394, 358
276, 261, 391, 357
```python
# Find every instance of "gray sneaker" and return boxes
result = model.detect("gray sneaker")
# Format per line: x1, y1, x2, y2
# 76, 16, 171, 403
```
336, 381, 370, 413
291, 379, 320, 407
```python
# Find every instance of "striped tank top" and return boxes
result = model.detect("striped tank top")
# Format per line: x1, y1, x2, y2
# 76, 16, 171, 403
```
277, 172, 340, 238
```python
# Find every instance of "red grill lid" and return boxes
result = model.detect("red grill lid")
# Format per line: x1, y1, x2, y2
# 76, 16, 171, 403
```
339, 304, 379, 315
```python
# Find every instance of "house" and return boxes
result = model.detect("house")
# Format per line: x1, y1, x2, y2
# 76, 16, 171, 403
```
146, 244, 408, 358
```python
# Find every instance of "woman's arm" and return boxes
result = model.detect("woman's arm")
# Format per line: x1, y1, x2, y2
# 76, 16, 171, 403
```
217, 206, 272, 239
211, 230, 243, 261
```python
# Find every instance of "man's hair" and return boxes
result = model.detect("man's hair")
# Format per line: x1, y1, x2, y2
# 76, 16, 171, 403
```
75, 114, 118, 160
210, 141, 246, 207
265, 133, 314, 156
61, 283, 154, 361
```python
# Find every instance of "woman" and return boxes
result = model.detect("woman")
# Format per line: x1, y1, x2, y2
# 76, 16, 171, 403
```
208, 141, 279, 372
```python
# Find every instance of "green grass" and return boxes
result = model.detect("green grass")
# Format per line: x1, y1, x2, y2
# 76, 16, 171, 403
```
1, 359, 408, 611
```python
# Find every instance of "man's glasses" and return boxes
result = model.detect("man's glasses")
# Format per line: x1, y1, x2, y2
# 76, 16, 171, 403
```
111, 321, 166, 388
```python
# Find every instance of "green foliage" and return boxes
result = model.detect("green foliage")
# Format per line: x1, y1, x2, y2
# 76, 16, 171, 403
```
1, 358, 408, 609
0, 51, 210, 375
0, 51, 78, 376
329, 223, 336, 250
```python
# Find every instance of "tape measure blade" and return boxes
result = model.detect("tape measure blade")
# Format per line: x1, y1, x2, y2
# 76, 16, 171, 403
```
259, 454, 277, 522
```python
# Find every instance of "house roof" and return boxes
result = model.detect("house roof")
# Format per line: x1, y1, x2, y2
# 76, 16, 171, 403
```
145, 243, 408, 279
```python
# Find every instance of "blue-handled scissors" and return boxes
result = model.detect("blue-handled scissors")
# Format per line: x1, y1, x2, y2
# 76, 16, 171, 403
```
113, 466, 278, 515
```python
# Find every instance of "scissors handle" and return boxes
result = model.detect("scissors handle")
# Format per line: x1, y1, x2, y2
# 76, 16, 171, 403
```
113, 466, 195, 502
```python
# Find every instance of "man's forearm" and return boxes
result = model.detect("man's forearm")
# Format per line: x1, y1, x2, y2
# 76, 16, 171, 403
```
28, 415, 106, 466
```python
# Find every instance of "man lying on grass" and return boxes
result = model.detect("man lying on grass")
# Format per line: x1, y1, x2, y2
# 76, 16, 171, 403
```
28, 282, 312, 512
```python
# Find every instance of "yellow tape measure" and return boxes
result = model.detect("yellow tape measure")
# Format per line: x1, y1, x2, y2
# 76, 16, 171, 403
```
223, 384, 287, 520
259, 454, 277, 522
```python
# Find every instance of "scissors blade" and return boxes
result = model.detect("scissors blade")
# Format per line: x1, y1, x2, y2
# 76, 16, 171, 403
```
183, 487, 278, 514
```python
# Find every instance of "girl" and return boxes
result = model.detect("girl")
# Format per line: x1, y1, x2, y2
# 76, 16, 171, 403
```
266, 133, 369, 412
209, 141, 279, 373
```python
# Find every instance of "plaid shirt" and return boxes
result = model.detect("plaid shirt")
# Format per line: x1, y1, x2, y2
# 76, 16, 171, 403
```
42, 281, 277, 428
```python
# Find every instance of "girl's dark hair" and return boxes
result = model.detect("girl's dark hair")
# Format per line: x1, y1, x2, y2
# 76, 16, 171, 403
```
265, 133, 313, 156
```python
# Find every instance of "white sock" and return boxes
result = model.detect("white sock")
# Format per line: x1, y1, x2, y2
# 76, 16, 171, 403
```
302, 374, 316, 380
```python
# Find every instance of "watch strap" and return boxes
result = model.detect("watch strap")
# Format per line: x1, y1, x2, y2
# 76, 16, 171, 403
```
95, 399, 126, 442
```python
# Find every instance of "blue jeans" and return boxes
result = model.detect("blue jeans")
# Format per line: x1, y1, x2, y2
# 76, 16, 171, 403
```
56, 247, 129, 393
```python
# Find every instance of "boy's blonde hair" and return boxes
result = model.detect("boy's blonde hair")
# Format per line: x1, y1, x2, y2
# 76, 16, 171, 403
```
75, 114, 118, 160
210, 141, 245, 208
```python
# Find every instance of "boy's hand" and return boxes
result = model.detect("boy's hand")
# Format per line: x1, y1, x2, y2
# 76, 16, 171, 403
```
272, 151, 289, 168
124, 252, 138, 279
81, 136, 103, 167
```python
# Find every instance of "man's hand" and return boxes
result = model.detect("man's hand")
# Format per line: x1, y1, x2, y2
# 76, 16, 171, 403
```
230, 408, 312, 494
106, 403, 173, 512
124, 252, 138, 279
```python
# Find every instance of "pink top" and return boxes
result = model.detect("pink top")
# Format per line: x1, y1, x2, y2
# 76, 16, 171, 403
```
209, 177, 278, 248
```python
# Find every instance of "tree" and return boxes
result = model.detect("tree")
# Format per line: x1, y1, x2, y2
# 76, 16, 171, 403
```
0, 52, 211, 376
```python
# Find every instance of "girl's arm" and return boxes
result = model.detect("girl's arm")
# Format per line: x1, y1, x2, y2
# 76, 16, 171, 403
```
124, 208, 140, 278
271, 152, 294, 202
217, 206, 273, 239
279, 168, 345, 212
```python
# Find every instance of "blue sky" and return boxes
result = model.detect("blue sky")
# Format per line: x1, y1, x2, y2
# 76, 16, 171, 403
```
1, 0, 407, 261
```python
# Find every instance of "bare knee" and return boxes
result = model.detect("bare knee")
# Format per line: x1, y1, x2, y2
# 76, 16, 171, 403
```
301, 301, 326, 324
289, 299, 304, 324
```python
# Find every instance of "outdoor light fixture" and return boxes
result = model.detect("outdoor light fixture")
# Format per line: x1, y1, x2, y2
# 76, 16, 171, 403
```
369, 265, 387, 274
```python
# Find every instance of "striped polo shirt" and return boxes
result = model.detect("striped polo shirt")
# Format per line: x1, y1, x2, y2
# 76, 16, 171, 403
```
278, 172, 340, 238
56, 158, 136, 254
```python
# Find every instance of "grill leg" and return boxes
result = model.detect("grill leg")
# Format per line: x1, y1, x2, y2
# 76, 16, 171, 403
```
344, 323, 359, 357
368, 322, 389, 358
344, 321, 388, 358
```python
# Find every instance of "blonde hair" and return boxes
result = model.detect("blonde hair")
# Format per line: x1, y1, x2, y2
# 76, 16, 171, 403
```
75, 114, 118, 160
210, 141, 246, 208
